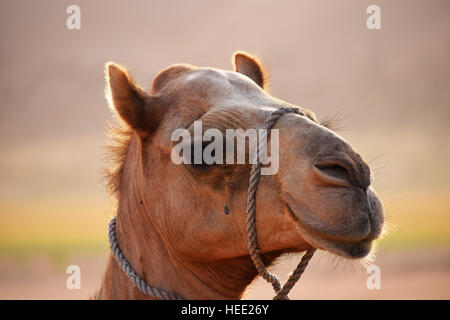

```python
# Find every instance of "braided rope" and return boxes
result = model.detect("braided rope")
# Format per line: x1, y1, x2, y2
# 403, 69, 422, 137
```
246, 106, 316, 300
108, 106, 315, 300
273, 247, 316, 300
108, 217, 184, 300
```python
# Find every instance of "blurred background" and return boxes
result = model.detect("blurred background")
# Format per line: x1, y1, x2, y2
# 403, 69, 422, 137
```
0, 0, 449, 299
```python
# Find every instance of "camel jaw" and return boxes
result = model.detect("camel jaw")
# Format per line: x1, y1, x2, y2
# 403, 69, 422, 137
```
286, 204, 374, 259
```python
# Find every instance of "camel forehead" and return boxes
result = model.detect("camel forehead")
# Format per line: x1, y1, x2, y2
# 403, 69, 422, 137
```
183, 67, 256, 86
156, 65, 320, 133
177, 67, 268, 102
156, 66, 279, 139
179, 68, 319, 121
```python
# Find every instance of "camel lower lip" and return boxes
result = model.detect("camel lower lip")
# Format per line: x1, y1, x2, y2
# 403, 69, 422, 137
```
286, 204, 372, 259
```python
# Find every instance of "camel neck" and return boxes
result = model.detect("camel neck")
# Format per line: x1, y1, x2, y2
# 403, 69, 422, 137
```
97, 205, 262, 300
96, 135, 277, 299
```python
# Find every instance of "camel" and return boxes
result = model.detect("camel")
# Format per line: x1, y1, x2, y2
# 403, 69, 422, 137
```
95, 51, 384, 300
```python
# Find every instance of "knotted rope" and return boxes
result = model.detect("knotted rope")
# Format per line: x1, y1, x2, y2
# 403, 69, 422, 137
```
108, 106, 315, 300
246, 106, 316, 300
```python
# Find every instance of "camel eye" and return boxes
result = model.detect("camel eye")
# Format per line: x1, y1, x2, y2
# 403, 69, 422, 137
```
188, 142, 218, 171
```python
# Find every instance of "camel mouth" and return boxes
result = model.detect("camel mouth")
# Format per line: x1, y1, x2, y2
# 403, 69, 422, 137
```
286, 204, 374, 259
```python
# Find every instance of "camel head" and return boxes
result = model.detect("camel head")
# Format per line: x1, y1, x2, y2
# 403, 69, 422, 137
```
105, 51, 384, 268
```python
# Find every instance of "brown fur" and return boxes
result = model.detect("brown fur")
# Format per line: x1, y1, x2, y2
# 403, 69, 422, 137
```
96, 52, 384, 300
233, 51, 267, 89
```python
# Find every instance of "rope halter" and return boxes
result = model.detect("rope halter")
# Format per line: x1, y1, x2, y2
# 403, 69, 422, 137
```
246, 106, 316, 300
108, 106, 316, 300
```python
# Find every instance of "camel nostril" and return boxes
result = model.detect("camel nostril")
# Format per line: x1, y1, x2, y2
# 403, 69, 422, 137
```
314, 163, 352, 186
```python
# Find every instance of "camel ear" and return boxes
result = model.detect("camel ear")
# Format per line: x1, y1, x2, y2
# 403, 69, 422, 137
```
233, 51, 266, 89
105, 62, 162, 138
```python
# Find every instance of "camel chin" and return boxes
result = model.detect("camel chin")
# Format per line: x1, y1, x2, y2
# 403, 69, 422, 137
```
301, 227, 373, 260
287, 203, 381, 260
